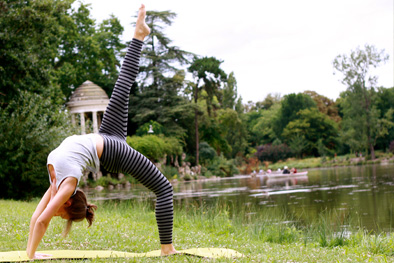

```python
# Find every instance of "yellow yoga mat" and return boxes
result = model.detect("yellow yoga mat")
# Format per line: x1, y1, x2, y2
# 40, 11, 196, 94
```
0, 248, 244, 262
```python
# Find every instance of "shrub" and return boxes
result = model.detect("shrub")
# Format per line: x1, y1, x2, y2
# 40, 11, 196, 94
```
159, 165, 179, 180
199, 141, 216, 165
126, 135, 183, 162
255, 143, 292, 163
206, 154, 239, 177
389, 140, 394, 153
0, 91, 74, 199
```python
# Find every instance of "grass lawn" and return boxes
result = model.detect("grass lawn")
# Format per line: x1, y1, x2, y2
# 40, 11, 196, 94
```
1, 199, 393, 262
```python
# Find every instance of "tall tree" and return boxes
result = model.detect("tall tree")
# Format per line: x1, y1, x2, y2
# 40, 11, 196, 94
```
221, 72, 238, 110
0, 0, 73, 105
282, 108, 339, 156
0, 0, 126, 104
273, 93, 316, 139
129, 10, 194, 138
188, 56, 227, 165
303, 90, 341, 122
333, 45, 391, 159
54, 4, 125, 99
375, 87, 394, 150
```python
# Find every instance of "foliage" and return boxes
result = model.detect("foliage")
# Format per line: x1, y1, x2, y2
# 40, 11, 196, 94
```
0, 91, 74, 199
198, 142, 216, 165
206, 155, 239, 177
0, 0, 73, 105
188, 56, 228, 165
282, 108, 338, 156
390, 141, 394, 153
135, 120, 164, 136
303, 90, 341, 122
221, 72, 238, 110
158, 165, 179, 180
255, 143, 292, 163
188, 56, 227, 116
375, 87, 394, 150
217, 108, 248, 158
249, 102, 281, 146
288, 135, 309, 158
126, 135, 182, 162
55, 4, 126, 99
129, 10, 194, 138
333, 45, 390, 159
0, 0, 126, 105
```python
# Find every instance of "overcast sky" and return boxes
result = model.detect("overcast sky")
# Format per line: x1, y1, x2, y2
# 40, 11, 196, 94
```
76, 0, 393, 103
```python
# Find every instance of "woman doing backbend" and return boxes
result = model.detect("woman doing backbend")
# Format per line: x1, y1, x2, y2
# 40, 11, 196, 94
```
26, 4, 177, 259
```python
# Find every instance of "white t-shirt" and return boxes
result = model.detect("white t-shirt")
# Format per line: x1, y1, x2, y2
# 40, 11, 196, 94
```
47, 134, 100, 194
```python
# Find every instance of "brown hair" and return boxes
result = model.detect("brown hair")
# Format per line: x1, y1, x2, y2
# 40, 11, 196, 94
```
63, 189, 97, 237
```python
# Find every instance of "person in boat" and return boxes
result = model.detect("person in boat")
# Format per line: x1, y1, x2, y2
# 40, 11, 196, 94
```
291, 167, 297, 173
282, 166, 290, 174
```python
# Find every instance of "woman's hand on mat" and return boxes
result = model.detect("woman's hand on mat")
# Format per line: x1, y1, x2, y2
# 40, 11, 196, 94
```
32, 253, 52, 259
161, 244, 178, 256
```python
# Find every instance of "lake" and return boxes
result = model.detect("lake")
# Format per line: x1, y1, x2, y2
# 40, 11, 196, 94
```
86, 163, 394, 232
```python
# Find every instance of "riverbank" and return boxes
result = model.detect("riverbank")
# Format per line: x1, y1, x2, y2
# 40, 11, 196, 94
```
1, 199, 393, 262
254, 152, 394, 172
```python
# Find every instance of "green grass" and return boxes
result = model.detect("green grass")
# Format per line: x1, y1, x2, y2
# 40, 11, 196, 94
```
1, 199, 394, 262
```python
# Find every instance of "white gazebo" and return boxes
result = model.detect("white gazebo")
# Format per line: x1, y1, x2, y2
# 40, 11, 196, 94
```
66, 80, 110, 134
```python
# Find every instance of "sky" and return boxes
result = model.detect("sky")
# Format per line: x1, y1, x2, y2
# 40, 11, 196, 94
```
76, 0, 393, 103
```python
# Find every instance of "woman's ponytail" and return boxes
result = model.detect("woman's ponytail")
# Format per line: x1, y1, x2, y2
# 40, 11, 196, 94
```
86, 203, 97, 227
63, 189, 97, 236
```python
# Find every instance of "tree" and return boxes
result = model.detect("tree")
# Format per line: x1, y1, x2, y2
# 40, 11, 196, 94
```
188, 56, 227, 165
54, 3, 126, 100
0, 0, 73, 105
334, 45, 391, 159
249, 102, 281, 146
217, 108, 248, 158
375, 87, 394, 150
221, 72, 238, 110
303, 90, 341, 122
282, 108, 339, 156
0, 91, 74, 199
0, 1, 126, 105
273, 93, 316, 139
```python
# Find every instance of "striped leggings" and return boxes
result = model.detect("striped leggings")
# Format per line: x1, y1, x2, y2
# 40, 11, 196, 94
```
98, 39, 173, 244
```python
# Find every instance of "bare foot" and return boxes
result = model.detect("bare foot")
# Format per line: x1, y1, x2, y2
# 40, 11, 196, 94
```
134, 4, 150, 41
161, 244, 178, 256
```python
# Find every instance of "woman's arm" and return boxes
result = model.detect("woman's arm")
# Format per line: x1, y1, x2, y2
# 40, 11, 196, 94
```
26, 178, 76, 259
26, 187, 51, 254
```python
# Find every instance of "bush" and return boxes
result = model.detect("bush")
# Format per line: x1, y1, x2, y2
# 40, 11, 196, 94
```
206, 154, 239, 177
126, 135, 183, 162
159, 165, 179, 180
255, 143, 292, 163
0, 91, 74, 199
390, 141, 394, 153
199, 141, 216, 165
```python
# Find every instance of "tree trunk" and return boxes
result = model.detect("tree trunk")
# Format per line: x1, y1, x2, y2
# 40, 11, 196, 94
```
194, 85, 199, 166
369, 141, 376, 160
195, 108, 199, 166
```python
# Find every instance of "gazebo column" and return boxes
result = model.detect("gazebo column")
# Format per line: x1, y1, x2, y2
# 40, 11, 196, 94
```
71, 114, 76, 126
92, 111, 98, 134
80, 112, 86, 135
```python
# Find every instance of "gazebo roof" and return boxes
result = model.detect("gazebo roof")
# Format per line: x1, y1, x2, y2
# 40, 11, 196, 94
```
67, 80, 110, 114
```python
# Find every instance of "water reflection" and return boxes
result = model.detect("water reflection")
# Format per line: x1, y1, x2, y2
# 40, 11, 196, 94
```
86, 163, 394, 232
